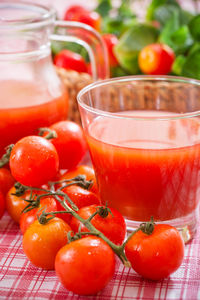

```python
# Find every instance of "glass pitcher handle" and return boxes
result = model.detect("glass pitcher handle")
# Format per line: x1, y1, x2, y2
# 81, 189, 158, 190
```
51, 20, 109, 80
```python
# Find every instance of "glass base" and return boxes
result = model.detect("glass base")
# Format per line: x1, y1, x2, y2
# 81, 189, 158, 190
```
125, 204, 200, 243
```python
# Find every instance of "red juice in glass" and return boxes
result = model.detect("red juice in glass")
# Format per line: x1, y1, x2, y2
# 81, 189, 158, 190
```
78, 76, 200, 240
87, 112, 200, 225
0, 80, 68, 155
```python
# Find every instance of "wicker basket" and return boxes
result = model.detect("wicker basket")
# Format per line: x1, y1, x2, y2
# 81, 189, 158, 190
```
56, 68, 93, 125
57, 68, 200, 125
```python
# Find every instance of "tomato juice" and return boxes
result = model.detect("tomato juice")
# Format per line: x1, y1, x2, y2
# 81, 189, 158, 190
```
87, 111, 200, 222
0, 80, 68, 155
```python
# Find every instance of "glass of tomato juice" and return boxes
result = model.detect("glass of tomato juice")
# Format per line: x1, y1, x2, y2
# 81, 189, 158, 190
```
0, 1, 109, 156
78, 76, 200, 242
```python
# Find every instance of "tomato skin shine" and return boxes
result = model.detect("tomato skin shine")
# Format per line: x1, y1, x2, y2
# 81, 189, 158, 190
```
125, 224, 184, 280
55, 236, 115, 295
10, 136, 59, 187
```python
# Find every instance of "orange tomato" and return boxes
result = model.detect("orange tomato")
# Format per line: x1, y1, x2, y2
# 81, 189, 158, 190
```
138, 43, 175, 75
23, 217, 71, 270
6, 186, 29, 223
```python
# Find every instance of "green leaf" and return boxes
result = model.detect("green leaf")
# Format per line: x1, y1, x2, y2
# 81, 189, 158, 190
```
172, 55, 186, 75
146, 0, 179, 21
111, 66, 130, 77
146, 0, 167, 21
188, 15, 200, 41
114, 23, 159, 73
95, 0, 112, 18
102, 15, 136, 37
181, 49, 200, 79
170, 26, 194, 53
180, 10, 194, 26
118, 0, 133, 18
154, 4, 180, 27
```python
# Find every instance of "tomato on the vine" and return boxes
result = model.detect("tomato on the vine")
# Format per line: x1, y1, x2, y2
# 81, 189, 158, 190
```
47, 121, 87, 170
60, 165, 98, 195
64, 5, 101, 32
6, 186, 30, 223
56, 185, 100, 224
9, 136, 59, 187
54, 50, 88, 73
0, 168, 15, 196
125, 224, 184, 280
23, 217, 71, 270
70, 204, 126, 245
20, 197, 58, 234
0, 191, 5, 220
55, 236, 115, 295
138, 43, 175, 75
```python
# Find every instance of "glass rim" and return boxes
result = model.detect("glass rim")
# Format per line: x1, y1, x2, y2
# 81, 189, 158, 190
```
0, 1, 56, 31
77, 75, 200, 121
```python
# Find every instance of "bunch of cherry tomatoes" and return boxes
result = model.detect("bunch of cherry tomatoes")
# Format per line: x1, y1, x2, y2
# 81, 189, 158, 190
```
0, 120, 184, 296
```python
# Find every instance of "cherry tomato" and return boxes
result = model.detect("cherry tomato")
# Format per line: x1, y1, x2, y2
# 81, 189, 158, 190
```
47, 121, 87, 170
6, 186, 30, 223
70, 204, 126, 245
54, 49, 88, 73
102, 33, 119, 67
60, 165, 98, 194
0, 168, 15, 196
55, 236, 115, 295
0, 191, 5, 220
9, 136, 59, 187
63, 5, 87, 20
56, 185, 100, 224
138, 43, 175, 75
20, 197, 58, 234
64, 5, 101, 32
125, 224, 184, 280
23, 217, 71, 270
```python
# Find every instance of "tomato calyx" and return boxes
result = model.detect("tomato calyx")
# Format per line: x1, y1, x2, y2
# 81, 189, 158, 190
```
38, 127, 57, 140
14, 182, 28, 196
140, 216, 155, 235
0, 144, 14, 168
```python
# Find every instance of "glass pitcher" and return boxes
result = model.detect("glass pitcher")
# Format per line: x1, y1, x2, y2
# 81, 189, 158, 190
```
0, 1, 109, 155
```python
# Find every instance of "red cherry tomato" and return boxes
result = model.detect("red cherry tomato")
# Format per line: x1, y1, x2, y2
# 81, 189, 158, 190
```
102, 33, 119, 67
125, 224, 184, 280
70, 204, 126, 245
23, 217, 71, 270
20, 197, 58, 234
55, 236, 115, 295
138, 43, 175, 75
0, 168, 15, 196
0, 191, 5, 220
54, 49, 88, 73
60, 165, 98, 195
63, 5, 87, 20
47, 121, 87, 170
56, 185, 100, 224
9, 136, 59, 187
64, 5, 101, 32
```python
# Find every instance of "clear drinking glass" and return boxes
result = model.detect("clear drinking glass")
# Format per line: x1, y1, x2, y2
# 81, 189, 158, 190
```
0, 1, 108, 156
78, 75, 200, 242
